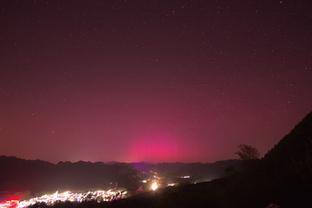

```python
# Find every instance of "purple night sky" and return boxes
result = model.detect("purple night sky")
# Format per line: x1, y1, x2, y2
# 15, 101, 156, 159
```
0, 0, 312, 163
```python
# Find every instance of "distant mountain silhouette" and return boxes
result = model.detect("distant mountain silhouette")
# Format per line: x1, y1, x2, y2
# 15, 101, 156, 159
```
0, 156, 140, 193
0, 156, 239, 195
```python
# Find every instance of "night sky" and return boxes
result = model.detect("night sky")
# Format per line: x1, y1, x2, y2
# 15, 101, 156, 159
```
0, 0, 312, 163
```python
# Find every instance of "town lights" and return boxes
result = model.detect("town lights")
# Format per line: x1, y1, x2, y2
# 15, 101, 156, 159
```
0, 200, 19, 208
15, 189, 127, 208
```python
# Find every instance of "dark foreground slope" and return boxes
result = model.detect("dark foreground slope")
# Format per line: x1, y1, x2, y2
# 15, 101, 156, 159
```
36, 111, 312, 208
264, 110, 312, 183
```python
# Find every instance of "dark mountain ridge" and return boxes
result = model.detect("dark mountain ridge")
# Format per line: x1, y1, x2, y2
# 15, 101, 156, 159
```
264, 111, 312, 183
0, 156, 140, 193
0, 156, 240, 195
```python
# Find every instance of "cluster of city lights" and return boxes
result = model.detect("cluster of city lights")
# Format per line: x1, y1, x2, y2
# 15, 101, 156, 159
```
0, 200, 19, 208
0, 189, 127, 208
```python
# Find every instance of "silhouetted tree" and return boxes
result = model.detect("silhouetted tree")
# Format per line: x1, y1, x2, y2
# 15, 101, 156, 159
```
235, 144, 260, 160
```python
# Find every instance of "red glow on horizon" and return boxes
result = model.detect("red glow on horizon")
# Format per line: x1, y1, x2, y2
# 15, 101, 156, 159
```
127, 133, 196, 162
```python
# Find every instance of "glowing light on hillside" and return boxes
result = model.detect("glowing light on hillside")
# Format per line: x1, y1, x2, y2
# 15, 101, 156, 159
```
150, 181, 159, 191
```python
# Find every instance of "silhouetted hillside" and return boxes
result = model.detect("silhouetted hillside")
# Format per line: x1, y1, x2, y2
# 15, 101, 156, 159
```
264, 111, 312, 183
0, 156, 140, 193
